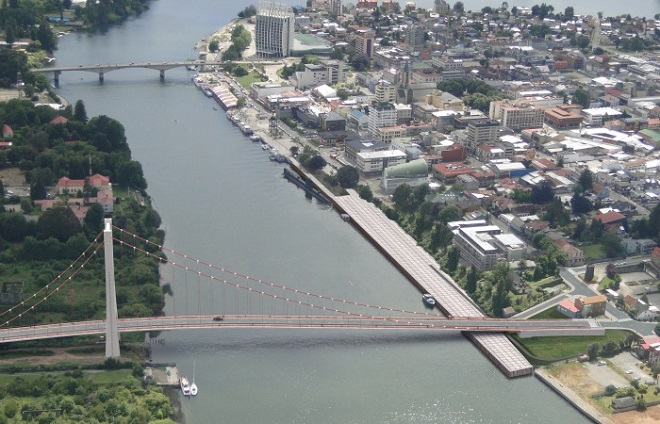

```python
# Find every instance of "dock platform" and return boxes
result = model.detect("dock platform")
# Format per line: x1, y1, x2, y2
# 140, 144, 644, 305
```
150, 365, 180, 386
334, 190, 534, 378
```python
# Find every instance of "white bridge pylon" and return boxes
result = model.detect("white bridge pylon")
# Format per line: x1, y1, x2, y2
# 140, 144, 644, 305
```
104, 218, 120, 357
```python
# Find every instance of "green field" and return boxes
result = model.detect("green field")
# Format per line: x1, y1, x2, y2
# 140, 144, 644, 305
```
235, 71, 265, 89
513, 329, 629, 361
581, 244, 607, 260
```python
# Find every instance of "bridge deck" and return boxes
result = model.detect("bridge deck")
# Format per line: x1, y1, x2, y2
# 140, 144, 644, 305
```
334, 191, 534, 378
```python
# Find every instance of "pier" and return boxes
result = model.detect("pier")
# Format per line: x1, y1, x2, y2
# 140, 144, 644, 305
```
333, 190, 534, 378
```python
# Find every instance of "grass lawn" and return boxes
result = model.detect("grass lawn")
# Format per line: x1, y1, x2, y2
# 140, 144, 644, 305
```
598, 276, 615, 291
87, 369, 134, 384
581, 243, 607, 261
529, 308, 570, 320
235, 71, 264, 89
513, 329, 629, 360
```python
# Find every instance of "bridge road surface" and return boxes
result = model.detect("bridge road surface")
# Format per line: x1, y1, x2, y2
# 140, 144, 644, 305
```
0, 315, 601, 344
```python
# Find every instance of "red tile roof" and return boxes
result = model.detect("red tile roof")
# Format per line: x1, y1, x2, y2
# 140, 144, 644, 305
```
50, 116, 69, 125
558, 298, 579, 313
594, 211, 626, 225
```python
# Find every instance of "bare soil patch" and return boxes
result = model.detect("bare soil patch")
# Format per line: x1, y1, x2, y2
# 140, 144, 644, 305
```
613, 405, 660, 424
548, 362, 604, 399
0, 167, 27, 187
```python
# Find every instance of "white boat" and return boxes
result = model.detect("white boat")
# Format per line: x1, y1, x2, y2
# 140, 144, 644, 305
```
190, 362, 198, 396
422, 294, 436, 307
180, 375, 191, 396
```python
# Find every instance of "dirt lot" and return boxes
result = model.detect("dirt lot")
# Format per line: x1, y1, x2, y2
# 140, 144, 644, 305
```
0, 88, 20, 102
0, 167, 27, 187
547, 359, 660, 423
613, 406, 660, 424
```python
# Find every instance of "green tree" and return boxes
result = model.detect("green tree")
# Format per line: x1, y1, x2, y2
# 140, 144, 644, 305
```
4, 17, 18, 45
37, 21, 58, 53
37, 206, 82, 242
73, 99, 88, 122
572, 88, 590, 108
209, 39, 219, 52
306, 155, 326, 171
446, 245, 460, 273
393, 184, 414, 212
530, 181, 554, 204
578, 169, 593, 192
571, 192, 592, 214
465, 265, 478, 294
564, 6, 574, 20
336, 166, 359, 189
587, 342, 601, 360
602, 233, 624, 258
84, 202, 105, 233
357, 184, 373, 202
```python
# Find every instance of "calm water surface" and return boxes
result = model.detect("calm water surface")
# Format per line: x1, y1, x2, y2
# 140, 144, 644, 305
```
50, 0, 600, 422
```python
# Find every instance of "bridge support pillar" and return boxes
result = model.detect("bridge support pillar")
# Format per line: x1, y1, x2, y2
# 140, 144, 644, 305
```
98, 72, 104, 82
160, 70, 165, 80
53, 71, 61, 86
103, 218, 121, 357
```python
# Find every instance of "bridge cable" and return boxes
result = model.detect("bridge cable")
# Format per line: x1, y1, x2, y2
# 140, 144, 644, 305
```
113, 227, 442, 318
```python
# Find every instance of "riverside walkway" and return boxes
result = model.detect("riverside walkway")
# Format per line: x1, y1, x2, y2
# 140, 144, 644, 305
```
334, 190, 534, 378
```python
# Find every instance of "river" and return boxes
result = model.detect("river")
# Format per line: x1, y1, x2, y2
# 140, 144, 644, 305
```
49, 0, 601, 422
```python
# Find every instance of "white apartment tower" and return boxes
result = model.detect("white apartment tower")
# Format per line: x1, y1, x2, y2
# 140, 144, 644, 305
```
255, 2, 295, 58
368, 103, 397, 138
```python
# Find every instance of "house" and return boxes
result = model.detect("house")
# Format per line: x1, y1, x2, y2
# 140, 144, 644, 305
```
593, 210, 626, 232
554, 239, 585, 267
50, 116, 69, 125
574, 295, 607, 317
57, 174, 111, 195
556, 298, 580, 318
1, 124, 12, 139
637, 336, 660, 366
611, 397, 636, 410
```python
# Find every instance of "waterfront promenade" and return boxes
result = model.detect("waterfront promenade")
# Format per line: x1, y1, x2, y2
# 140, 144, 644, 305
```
328, 190, 534, 377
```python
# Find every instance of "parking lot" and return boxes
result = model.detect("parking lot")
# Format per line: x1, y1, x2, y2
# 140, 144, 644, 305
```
607, 351, 649, 383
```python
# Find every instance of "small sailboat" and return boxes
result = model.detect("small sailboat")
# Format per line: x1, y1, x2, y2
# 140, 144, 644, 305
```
190, 361, 198, 396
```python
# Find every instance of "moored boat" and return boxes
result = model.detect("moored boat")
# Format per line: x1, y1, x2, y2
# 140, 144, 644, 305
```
180, 376, 191, 396
190, 361, 198, 396
422, 294, 436, 307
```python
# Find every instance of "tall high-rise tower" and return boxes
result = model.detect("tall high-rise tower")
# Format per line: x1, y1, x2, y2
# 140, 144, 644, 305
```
255, 2, 295, 58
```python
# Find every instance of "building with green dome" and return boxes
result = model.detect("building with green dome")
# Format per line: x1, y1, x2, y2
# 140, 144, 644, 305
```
380, 158, 429, 194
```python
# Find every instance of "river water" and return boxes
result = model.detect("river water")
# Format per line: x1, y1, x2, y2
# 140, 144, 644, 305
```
49, 0, 600, 422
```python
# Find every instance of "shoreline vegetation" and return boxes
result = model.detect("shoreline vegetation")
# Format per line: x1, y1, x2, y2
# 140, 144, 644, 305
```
0, 95, 170, 420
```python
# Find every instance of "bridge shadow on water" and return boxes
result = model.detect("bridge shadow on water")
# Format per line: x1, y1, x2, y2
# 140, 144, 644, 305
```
156, 329, 467, 354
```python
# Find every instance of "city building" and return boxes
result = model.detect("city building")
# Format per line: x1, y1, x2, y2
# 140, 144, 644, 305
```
637, 336, 660, 366
406, 22, 426, 51
354, 149, 407, 175
574, 295, 607, 318
544, 108, 584, 130
368, 102, 397, 138
431, 162, 473, 183
553, 239, 585, 267
354, 29, 376, 59
374, 80, 397, 103
453, 225, 501, 271
255, 2, 295, 58
557, 298, 581, 318
380, 158, 429, 193
580, 107, 623, 126
463, 121, 500, 153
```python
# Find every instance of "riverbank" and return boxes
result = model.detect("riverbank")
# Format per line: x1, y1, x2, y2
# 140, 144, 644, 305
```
536, 367, 614, 424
